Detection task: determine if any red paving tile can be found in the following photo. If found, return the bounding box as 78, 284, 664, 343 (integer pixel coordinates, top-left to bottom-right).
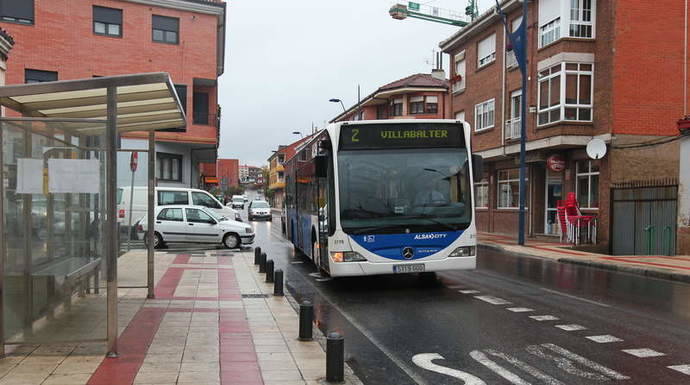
602, 256, 690, 271
172, 254, 191, 264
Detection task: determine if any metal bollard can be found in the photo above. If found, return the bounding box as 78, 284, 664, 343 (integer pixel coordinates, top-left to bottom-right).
273, 269, 284, 296
298, 301, 313, 341
326, 332, 345, 383
254, 247, 262, 265
265, 260, 274, 283
259, 252, 267, 273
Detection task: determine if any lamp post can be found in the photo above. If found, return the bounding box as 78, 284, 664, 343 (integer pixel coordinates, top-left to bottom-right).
292, 131, 303, 138
329, 98, 346, 112
496, 0, 528, 245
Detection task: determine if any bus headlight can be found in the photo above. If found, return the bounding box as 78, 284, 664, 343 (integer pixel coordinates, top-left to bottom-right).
330, 251, 367, 263
449, 246, 475, 257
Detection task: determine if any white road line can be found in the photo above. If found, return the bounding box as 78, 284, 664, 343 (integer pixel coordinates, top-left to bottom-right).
540, 288, 611, 308
554, 324, 587, 332
469, 351, 530, 385
506, 307, 534, 313
668, 364, 690, 376
585, 335, 623, 343
474, 295, 511, 305
412, 354, 486, 385
622, 348, 666, 358
484, 349, 564, 385
459, 289, 480, 294
529, 315, 559, 321
537, 343, 630, 380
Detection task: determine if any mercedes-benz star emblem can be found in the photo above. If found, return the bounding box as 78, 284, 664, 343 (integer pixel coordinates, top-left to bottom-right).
402, 247, 414, 260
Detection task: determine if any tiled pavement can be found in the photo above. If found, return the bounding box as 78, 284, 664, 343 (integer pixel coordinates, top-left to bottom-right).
0, 249, 360, 385
480, 232, 690, 282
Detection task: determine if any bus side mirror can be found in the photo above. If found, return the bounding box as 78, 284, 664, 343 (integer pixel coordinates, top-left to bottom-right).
471, 154, 483, 183
315, 154, 328, 178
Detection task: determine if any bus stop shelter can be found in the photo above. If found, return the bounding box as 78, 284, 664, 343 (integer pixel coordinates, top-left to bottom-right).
0, 73, 185, 357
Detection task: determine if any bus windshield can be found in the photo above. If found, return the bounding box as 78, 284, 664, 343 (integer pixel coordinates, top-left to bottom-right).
337, 148, 472, 234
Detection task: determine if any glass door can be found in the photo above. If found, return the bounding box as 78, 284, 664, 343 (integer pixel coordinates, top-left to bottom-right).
545, 169, 563, 235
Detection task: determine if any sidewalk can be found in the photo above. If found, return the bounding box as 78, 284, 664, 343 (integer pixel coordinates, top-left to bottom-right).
0, 249, 361, 385
480, 232, 690, 283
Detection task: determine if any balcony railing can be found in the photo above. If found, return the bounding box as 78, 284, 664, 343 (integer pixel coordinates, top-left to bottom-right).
505, 117, 521, 140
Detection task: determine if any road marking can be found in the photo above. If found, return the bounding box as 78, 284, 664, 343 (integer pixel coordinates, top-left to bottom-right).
530, 343, 630, 380
315, 278, 332, 282
506, 307, 534, 313
412, 353, 486, 385
459, 289, 480, 294
484, 349, 564, 385
585, 335, 623, 343
622, 348, 666, 358
668, 364, 690, 375
291, 261, 304, 264
540, 288, 611, 308
554, 324, 587, 332
474, 295, 511, 305
469, 351, 530, 385
529, 315, 559, 321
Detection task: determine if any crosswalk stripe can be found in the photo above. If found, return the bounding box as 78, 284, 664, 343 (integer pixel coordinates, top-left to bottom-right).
474, 295, 511, 305
668, 364, 690, 376
585, 335, 622, 343
622, 348, 666, 358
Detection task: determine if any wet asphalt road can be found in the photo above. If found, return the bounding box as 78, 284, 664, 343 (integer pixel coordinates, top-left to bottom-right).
244, 207, 690, 385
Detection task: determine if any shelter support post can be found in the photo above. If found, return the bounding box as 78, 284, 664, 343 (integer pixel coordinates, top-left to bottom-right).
147, 130, 155, 299
106, 86, 118, 357
22, 128, 33, 337
0, 124, 5, 358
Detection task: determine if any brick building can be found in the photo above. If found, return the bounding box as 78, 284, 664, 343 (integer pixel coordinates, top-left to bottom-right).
440, 0, 685, 254
239, 164, 262, 184
331, 71, 449, 122
216, 158, 239, 191
0, 28, 13, 97
0, 0, 226, 188
267, 136, 313, 209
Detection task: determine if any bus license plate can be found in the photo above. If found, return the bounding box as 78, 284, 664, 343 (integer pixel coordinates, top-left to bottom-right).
393, 264, 425, 273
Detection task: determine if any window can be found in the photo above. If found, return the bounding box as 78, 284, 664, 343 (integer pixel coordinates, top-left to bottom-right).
157, 153, 183, 182
497, 169, 526, 209
192, 191, 221, 209
158, 208, 183, 221
455, 111, 465, 121
391, 98, 403, 116
569, 0, 593, 38
352, 110, 364, 121
0, 0, 34, 24
475, 178, 488, 208
540, 18, 561, 47
477, 34, 496, 67
93, 6, 122, 37
506, 17, 522, 69
576, 160, 599, 208
152, 15, 179, 44
158, 191, 188, 205
193, 92, 209, 125
409, 96, 425, 114
174, 84, 187, 113
474, 99, 495, 131
376, 104, 388, 119
452, 51, 466, 93
537, 62, 593, 126
186, 208, 214, 224
25, 69, 57, 83
425, 96, 438, 113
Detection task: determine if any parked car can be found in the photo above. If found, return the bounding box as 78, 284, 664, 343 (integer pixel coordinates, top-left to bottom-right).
242, 195, 248, 202
248, 200, 272, 221
137, 205, 254, 249
231, 195, 245, 209
117, 187, 242, 233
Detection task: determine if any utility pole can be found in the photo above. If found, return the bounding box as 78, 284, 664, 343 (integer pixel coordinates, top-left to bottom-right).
495, 0, 528, 245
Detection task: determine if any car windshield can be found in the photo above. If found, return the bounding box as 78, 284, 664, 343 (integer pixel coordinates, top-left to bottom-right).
252, 201, 269, 208
337, 148, 472, 234
232, 198, 244, 202
205, 209, 227, 221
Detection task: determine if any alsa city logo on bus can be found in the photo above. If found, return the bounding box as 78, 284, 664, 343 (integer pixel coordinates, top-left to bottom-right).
414, 233, 448, 240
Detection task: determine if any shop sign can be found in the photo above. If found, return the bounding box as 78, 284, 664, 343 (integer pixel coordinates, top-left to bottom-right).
547, 154, 566, 172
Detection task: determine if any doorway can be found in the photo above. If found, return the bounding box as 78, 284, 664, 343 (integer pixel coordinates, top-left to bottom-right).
544, 169, 563, 236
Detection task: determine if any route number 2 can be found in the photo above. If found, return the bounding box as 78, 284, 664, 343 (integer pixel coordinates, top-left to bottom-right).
351, 128, 360, 142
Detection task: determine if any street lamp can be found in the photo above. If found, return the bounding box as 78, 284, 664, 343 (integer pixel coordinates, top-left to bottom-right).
292, 131, 303, 138
329, 98, 346, 112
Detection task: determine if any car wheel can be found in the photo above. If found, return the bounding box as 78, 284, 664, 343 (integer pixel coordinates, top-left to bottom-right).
223, 233, 240, 249
145, 232, 164, 249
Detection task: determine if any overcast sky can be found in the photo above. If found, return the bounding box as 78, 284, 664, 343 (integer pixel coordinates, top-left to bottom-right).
218, 0, 494, 166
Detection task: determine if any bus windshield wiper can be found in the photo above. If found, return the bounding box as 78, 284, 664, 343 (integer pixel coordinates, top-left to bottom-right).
394, 215, 460, 232
346, 224, 408, 235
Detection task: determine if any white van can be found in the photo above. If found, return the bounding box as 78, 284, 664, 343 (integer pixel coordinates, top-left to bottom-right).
117, 187, 241, 230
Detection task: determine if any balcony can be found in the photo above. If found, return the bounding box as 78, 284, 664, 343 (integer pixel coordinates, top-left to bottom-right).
505, 117, 521, 140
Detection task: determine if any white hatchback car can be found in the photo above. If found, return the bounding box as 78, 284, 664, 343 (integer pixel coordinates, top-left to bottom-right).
248, 200, 272, 221
138, 205, 254, 249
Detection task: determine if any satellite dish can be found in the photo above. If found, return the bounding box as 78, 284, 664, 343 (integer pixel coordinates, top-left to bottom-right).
586, 138, 607, 159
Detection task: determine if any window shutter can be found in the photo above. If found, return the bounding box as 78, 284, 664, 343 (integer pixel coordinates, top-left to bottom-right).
426, 96, 438, 103
153, 15, 179, 31
93, 6, 122, 24
478, 34, 496, 60
538, 0, 560, 26
409, 96, 424, 103
1, 0, 34, 21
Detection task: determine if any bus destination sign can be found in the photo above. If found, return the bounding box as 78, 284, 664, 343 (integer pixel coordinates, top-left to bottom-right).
339, 123, 465, 150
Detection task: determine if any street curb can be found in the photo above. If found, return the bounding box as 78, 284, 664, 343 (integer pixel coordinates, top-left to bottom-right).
478, 243, 690, 284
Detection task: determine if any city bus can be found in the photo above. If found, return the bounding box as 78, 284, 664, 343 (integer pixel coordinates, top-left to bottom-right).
283, 119, 482, 277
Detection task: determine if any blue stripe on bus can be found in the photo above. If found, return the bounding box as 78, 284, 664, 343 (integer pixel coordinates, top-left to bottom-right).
350, 231, 462, 260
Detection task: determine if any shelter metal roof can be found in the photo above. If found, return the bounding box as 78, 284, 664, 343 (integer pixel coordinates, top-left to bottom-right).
0, 72, 186, 134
